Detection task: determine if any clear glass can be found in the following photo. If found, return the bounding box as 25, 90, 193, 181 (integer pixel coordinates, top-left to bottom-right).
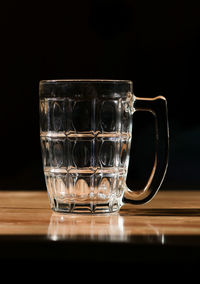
39, 79, 169, 213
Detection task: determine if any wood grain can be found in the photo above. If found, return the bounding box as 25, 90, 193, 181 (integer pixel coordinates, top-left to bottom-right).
0, 190, 200, 240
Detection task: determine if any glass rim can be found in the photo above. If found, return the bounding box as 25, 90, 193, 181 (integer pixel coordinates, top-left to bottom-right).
39, 79, 132, 84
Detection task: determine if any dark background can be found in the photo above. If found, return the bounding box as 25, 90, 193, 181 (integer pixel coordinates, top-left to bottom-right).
0, 0, 199, 190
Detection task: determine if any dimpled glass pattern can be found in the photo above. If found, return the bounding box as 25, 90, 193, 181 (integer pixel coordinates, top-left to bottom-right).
40, 80, 133, 213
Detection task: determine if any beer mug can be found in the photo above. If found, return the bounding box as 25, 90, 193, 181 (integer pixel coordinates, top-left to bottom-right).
39, 80, 169, 213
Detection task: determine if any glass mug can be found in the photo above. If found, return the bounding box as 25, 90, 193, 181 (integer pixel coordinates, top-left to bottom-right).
39, 80, 169, 213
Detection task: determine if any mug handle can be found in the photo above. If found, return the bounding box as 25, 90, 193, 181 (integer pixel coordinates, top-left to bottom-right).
123, 95, 169, 205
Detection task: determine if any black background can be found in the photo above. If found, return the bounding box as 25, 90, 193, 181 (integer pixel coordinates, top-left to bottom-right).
0, 0, 199, 191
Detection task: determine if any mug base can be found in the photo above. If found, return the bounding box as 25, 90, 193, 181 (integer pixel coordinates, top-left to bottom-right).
51, 199, 121, 214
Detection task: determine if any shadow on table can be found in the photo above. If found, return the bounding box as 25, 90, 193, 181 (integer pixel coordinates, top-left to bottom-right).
120, 208, 200, 216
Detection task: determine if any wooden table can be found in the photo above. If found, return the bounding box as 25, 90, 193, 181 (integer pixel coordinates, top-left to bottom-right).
1, 190, 200, 268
